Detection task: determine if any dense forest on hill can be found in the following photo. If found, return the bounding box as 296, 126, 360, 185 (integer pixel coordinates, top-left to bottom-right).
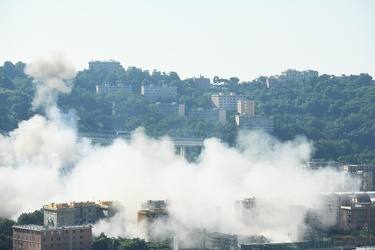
0, 61, 374, 164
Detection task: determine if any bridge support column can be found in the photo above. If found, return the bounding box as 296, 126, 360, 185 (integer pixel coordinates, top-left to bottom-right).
179, 146, 186, 158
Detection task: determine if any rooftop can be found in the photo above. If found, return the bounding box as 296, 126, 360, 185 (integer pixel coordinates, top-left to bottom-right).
13, 224, 92, 231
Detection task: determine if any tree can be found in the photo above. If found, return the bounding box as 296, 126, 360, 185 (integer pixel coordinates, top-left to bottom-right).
229, 77, 240, 84
0, 218, 15, 237
17, 210, 43, 225
118, 238, 147, 250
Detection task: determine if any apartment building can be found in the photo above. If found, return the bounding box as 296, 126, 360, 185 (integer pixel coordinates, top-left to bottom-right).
43, 201, 122, 226
13, 224, 92, 250
344, 164, 375, 191
237, 100, 254, 116
187, 108, 226, 124
235, 115, 274, 132
281, 69, 319, 82
141, 85, 177, 100
338, 193, 375, 230
154, 102, 184, 117
95, 84, 133, 94
267, 69, 319, 87
211, 93, 246, 111
88, 60, 121, 73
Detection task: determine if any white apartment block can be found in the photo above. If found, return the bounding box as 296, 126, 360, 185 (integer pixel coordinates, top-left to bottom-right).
96, 84, 133, 94
211, 92, 246, 111
141, 85, 177, 100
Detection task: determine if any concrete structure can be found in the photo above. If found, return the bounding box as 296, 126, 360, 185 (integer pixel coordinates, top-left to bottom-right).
96, 84, 133, 94
187, 108, 226, 124
141, 85, 177, 100
88, 60, 121, 73
193, 75, 211, 89
154, 102, 184, 117
267, 69, 319, 87
344, 165, 375, 191
43, 201, 122, 226
137, 200, 169, 241
235, 115, 274, 132
237, 100, 254, 116
304, 159, 343, 171
338, 193, 375, 230
211, 92, 246, 111
281, 69, 319, 82
13, 224, 92, 250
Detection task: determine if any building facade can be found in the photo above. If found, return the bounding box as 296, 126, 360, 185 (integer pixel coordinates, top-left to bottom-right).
88, 60, 121, 73
211, 93, 246, 111
154, 102, 184, 117
43, 201, 122, 226
193, 75, 211, 89
235, 115, 274, 132
304, 159, 343, 171
281, 69, 319, 82
13, 224, 92, 250
96, 84, 133, 94
187, 108, 226, 124
344, 165, 375, 191
338, 193, 375, 230
141, 85, 177, 100
237, 100, 254, 116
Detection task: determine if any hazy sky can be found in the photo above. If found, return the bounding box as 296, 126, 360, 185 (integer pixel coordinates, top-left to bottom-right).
1, 0, 374, 81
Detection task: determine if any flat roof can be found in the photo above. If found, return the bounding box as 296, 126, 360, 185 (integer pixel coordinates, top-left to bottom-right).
13, 224, 92, 231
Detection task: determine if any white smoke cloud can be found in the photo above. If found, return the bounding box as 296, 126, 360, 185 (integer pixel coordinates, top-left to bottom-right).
0, 55, 358, 243
24, 53, 76, 111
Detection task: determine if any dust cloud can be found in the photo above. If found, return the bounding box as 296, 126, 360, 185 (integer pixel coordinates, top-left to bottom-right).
0, 55, 356, 243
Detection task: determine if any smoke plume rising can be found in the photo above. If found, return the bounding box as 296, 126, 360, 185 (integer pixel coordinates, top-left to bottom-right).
0, 55, 357, 243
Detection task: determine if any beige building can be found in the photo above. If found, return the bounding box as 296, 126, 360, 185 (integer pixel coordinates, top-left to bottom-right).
13, 224, 92, 250
137, 200, 169, 241
43, 201, 122, 226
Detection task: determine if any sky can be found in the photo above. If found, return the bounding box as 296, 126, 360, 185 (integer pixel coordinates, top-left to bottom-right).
0, 0, 374, 81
